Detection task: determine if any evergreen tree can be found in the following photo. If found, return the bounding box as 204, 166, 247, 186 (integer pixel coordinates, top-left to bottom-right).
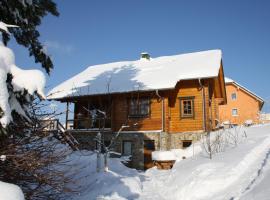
0, 0, 59, 74
0, 2, 80, 199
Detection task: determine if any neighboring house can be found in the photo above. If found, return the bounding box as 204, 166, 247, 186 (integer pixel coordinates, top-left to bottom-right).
219, 77, 264, 126
47, 50, 227, 170
260, 113, 270, 124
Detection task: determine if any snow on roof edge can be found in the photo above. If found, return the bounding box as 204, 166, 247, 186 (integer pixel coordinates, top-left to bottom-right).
48, 75, 219, 101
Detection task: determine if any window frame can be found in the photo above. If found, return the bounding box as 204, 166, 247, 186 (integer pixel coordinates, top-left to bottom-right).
231, 92, 237, 100
128, 98, 150, 118
232, 108, 238, 116
122, 140, 133, 156
179, 96, 195, 119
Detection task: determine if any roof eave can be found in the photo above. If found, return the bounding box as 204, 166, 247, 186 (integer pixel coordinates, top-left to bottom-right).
47, 76, 221, 102
226, 82, 264, 104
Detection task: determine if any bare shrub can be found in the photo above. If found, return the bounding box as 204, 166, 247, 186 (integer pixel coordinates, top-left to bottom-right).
202, 125, 247, 159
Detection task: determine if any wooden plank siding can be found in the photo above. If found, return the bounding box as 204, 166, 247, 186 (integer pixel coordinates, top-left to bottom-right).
112, 93, 163, 132
168, 80, 204, 133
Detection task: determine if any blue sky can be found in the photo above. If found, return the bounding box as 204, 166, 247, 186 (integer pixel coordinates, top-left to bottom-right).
9, 0, 270, 112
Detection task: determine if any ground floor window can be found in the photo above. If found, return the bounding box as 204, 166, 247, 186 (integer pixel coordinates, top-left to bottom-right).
182, 140, 192, 148
122, 141, 132, 156
144, 140, 155, 151
232, 108, 238, 116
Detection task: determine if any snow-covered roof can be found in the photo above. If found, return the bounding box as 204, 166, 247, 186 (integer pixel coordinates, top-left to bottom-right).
48, 50, 222, 100
225, 77, 264, 104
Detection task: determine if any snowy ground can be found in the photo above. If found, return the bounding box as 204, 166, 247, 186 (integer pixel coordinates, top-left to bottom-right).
139, 124, 270, 200
0, 181, 24, 200
66, 151, 142, 200
67, 124, 270, 200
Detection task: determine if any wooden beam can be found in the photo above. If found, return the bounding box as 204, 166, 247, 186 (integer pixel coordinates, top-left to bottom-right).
65, 102, 69, 130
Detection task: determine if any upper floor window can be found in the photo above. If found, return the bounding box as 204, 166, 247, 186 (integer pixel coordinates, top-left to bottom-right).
129, 98, 150, 117
232, 108, 238, 116
179, 96, 195, 118
231, 93, 237, 100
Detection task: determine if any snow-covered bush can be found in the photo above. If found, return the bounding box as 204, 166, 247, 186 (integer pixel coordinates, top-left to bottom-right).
0, 21, 80, 200
0, 99, 82, 200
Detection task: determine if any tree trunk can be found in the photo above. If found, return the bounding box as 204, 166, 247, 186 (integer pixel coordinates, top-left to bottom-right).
104, 152, 109, 172
96, 132, 101, 172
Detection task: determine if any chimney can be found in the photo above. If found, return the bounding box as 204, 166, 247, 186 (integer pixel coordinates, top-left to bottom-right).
140, 52, 151, 60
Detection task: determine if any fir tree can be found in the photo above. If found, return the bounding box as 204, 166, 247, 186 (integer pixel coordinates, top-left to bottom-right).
0, 2, 80, 199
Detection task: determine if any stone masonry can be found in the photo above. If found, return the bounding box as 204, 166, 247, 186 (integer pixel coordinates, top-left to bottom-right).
71, 130, 205, 170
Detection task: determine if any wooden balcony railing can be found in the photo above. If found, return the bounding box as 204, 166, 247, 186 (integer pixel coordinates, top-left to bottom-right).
67, 118, 111, 130
38, 119, 79, 150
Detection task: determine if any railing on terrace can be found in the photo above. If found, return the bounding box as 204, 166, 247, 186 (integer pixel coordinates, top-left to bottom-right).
39, 119, 60, 131
39, 119, 79, 150
67, 118, 111, 130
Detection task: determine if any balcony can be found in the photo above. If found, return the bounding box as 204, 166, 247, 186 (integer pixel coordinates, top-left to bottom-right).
67, 117, 111, 130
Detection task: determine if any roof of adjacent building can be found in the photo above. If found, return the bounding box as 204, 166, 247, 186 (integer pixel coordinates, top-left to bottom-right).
47, 49, 222, 100
225, 77, 264, 105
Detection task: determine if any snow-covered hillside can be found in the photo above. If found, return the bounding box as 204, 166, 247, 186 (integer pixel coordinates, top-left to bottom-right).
68, 124, 270, 200
140, 124, 270, 200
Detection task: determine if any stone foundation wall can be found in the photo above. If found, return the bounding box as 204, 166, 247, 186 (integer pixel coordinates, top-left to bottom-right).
167, 131, 205, 149
71, 130, 205, 170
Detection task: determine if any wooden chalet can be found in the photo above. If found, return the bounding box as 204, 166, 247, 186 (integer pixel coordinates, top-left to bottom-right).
48, 50, 227, 169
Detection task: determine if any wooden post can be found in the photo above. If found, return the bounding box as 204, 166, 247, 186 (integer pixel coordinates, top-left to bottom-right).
65, 102, 69, 130
202, 83, 207, 132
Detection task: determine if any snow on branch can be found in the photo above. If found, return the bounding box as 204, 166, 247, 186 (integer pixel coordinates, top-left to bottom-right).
0, 43, 46, 128
0, 22, 19, 35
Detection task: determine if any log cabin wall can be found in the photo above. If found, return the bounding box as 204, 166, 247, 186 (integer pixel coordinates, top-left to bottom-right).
112, 80, 214, 133
168, 80, 206, 133
72, 79, 221, 133
111, 93, 163, 132
206, 78, 220, 130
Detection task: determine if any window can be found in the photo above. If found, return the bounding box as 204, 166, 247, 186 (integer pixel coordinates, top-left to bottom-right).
231, 93, 237, 100
122, 141, 132, 156
144, 140, 155, 151
129, 98, 150, 117
182, 140, 192, 148
179, 97, 195, 118
232, 108, 238, 116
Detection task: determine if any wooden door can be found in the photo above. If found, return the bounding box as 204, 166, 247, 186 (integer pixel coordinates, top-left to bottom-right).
144, 140, 155, 170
